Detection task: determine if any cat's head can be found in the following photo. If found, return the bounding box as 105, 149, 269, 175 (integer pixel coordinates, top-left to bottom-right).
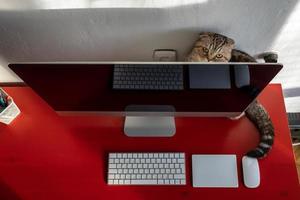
187, 32, 235, 62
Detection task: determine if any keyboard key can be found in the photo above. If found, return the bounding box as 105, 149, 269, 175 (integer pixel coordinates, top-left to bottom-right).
110, 154, 117, 158
174, 174, 185, 179
131, 180, 158, 185
109, 169, 118, 174
108, 174, 114, 179
109, 164, 116, 168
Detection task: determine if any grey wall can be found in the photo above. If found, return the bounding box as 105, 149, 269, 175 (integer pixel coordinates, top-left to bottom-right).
0, 0, 298, 82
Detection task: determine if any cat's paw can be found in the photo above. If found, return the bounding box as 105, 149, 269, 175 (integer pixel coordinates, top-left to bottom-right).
228, 112, 245, 120
254, 52, 278, 63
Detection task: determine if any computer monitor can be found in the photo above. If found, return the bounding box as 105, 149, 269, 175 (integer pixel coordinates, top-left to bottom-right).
8, 62, 282, 137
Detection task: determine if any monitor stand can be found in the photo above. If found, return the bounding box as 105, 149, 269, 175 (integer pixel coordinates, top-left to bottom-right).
124, 105, 176, 137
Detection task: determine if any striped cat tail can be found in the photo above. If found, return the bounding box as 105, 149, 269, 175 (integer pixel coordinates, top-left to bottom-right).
245, 101, 275, 158
246, 132, 274, 158
254, 52, 278, 63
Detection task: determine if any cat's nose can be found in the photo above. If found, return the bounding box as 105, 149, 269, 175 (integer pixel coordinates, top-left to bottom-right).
208, 54, 214, 61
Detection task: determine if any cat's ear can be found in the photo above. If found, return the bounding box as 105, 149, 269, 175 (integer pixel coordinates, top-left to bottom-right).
199, 32, 212, 37
198, 32, 211, 41
227, 38, 235, 46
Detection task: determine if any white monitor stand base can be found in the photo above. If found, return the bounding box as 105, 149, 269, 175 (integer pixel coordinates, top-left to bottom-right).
124, 116, 176, 137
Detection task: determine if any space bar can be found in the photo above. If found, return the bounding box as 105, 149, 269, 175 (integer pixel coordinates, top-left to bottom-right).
131, 180, 158, 185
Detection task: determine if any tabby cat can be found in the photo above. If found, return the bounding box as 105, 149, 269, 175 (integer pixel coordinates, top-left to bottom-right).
187, 32, 276, 158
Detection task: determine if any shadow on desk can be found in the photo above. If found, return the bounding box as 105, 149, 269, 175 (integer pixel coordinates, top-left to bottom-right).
0, 179, 22, 200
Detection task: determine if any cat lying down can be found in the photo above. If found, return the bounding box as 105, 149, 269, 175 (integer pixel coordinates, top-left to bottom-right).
187, 32, 277, 158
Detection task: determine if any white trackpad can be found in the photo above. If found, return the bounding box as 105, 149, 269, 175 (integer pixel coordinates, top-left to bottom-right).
192, 155, 238, 188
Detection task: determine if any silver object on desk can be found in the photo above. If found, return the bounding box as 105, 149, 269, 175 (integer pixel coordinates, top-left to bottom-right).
107, 152, 186, 185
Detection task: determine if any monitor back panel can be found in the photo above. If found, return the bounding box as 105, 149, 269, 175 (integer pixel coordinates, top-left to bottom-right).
8, 63, 282, 116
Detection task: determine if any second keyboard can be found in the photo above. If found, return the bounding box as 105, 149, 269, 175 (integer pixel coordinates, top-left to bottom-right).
112, 64, 184, 90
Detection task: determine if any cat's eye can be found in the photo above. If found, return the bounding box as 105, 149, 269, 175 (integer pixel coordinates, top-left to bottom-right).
216, 54, 223, 58
202, 47, 209, 53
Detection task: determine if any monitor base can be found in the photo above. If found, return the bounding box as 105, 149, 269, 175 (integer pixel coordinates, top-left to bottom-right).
124, 116, 176, 137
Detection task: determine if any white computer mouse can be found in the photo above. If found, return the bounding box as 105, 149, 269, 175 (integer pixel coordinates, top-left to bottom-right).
242, 156, 260, 188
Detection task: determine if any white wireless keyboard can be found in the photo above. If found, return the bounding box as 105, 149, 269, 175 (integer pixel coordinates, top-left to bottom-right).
107, 152, 186, 185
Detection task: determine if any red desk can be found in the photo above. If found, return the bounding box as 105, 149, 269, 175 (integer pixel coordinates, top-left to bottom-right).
0, 84, 299, 200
